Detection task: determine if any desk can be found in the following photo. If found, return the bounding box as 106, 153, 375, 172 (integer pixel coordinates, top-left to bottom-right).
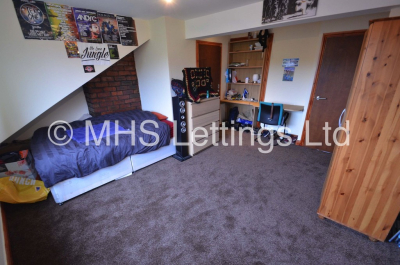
220, 99, 304, 112
221, 100, 304, 127
252, 104, 304, 128
280, 104, 304, 112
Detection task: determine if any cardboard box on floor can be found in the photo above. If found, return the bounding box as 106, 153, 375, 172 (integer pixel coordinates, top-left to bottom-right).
0, 139, 31, 156
0, 149, 38, 180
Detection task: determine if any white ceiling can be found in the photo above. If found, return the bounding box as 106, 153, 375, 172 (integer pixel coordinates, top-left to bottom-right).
53, 0, 263, 20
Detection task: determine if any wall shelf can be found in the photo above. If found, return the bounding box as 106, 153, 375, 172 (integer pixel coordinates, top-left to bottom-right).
229, 66, 263, 69
229, 50, 263, 54
221, 34, 274, 127
220, 99, 259, 107
229, 38, 259, 44
281, 104, 304, 112
228, 83, 261, 86
221, 100, 304, 112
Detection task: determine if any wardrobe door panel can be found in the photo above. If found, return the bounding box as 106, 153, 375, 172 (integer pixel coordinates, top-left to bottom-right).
318, 19, 400, 242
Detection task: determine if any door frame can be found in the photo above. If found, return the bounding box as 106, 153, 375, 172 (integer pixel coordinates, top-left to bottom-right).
196, 40, 223, 94
1, 203, 13, 265
298, 30, 366, 146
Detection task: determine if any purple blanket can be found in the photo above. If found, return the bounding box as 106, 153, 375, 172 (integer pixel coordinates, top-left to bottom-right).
31, 110, 170, 188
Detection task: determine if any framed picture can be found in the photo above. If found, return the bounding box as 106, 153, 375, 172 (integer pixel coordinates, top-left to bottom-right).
283, 67, 295, 81
262, 0, 318, 24
282, 58, 299, 67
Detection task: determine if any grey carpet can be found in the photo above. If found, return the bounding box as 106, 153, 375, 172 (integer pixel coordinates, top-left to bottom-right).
3, 132, 400, 264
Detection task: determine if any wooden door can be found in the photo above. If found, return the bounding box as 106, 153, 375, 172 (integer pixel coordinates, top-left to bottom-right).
318, 18, 400, 242
303, 31, 365, 152
196, 41, 222, 95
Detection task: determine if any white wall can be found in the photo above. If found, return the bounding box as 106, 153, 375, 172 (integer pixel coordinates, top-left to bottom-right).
165, 17, 196, 80
264, 12, 388, 139
0, 205, 7, 265
6, 87, 89, 141
0, 0, 150, 143
389, 6, 400, 16
164, 17, 231, 87
135, 17, 200, 120
0, 114, 6, 147
135, 17, 174, 120
185, 0, 399, 39
135, 17, 230, 121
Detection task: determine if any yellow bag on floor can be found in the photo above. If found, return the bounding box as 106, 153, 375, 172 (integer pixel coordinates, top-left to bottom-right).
0, 176, 50, 204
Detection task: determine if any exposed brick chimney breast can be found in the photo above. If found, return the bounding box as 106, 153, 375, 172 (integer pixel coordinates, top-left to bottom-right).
83, 51, 141, 117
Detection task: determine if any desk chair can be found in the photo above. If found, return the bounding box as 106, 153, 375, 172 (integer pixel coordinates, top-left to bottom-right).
257, 102, 289, 141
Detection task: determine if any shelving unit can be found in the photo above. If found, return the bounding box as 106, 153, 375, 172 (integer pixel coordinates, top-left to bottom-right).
221, 35, 274, 124
220, 99, 259, 107
229, 66, 263, 69
229, 50, 263, 54
230, 83, 261, 86
229, 38, 259, 44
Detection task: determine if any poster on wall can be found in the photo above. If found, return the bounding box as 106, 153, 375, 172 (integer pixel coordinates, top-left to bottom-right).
117, 16, 138, 46
108, 44, 120, 59
282, 58, 299, 67
83, 65, 95, 73
72, 7, 102, 43
12, 0, 54, 40
64, 41, 80, 58
77, 43, 110, 65
283, 67, 295, 81
98, 12, 121, 44
45, 3, 79, 41
262, 0, 318, 24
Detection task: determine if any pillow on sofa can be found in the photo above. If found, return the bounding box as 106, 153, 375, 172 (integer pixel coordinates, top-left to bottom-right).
151, 112, 168, 121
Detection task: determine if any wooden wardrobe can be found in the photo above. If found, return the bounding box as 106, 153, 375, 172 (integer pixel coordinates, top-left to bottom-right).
318, 17, 400, 242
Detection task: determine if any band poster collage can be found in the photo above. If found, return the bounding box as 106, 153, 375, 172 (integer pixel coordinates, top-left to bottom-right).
12, 0, 137, 72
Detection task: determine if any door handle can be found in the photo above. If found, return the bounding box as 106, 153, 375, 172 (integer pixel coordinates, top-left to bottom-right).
339, 109, 346, 127
316, 96, 327, 100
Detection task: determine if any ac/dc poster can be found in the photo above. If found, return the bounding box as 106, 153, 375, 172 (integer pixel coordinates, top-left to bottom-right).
12, 0, 54, 40
45, 3, 79, 41
116, 16, 138, 46
72, 7, 101, 43
98, 12, 120, 44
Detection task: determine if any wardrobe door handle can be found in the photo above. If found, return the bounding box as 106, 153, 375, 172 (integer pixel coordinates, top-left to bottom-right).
339, 109, 346, 127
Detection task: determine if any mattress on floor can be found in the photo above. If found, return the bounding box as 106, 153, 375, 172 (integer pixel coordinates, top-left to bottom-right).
51, 157, 133, 204
50, 139, 176, 204
31, 110, 170, 188
131, 138, 176, 171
